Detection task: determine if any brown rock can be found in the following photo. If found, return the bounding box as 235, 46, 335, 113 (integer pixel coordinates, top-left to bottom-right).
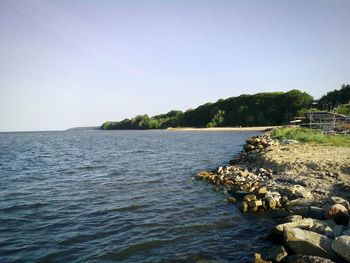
249, 199, 263, 208
324, 204, 349, 226
257, 187, 268, 195
226, 197, 236, 203
244, 194, 257, 202
254, 253, 272, 263
330, 196, 350, 212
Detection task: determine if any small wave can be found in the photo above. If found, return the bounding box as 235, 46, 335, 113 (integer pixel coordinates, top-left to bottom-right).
0, 202, 48, 213
117, 204, 143, 212
83, 204, 144, 218
174, 220, 235, 233
101, 237, 183, 261
77, 165, 107, 171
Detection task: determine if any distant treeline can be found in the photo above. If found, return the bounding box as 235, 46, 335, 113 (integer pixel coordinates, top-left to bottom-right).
101, 85, 350, 130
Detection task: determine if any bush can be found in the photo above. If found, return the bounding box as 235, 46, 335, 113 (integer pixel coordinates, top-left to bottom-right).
272, 127, 350, 147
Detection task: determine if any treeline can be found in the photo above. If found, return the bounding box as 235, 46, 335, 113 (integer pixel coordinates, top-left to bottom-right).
101, 85, 350, 130
316, 84, 350, 115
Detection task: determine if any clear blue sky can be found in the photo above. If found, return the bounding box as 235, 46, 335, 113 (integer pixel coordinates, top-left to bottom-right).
1, 0, 349, 131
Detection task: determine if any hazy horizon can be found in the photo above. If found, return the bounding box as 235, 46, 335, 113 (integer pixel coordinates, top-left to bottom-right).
1, 0, 350, 132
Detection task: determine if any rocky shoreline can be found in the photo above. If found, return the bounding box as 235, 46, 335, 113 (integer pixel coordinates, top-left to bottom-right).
196, 131, 350, 263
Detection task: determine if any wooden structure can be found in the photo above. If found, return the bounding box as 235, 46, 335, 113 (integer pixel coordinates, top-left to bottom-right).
304, 111, 348, 132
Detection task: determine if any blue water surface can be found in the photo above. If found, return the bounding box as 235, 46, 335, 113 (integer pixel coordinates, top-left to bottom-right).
0, 130, 275, 262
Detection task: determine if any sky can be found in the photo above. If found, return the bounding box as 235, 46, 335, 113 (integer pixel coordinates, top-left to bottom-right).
0, 0, 350, 131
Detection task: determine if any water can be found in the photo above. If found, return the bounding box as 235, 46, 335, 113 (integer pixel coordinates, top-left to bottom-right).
0, 130, 276, 262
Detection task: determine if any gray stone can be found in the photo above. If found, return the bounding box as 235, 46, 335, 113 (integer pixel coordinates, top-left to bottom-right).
265, 245, 288, 262
284, 185, 313, 199
332, 235, 350, 262
283, 227, 336, 258
307, 206, 326, 220
275, 218, 336, 237
285, 254, 335, 263
331, 225, 344, 238
343, 228, 350, 236
281, 139, 299, 145
275, 218, 315, 234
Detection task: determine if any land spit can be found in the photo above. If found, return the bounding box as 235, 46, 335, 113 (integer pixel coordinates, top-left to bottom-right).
167, 126, 281, 132
196, 131, 350, 262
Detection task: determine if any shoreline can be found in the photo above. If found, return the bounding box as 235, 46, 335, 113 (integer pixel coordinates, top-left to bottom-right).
196, 130, 350, 262
167, 126, 281, 132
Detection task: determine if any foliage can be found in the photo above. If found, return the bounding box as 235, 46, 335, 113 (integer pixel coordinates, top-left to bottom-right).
333, 104, 350, 115
317, 84, 350, 110
297, 108, 319, 116
101, 85, 350, 130
207, 110, 225, 128
272, 127, 350, 147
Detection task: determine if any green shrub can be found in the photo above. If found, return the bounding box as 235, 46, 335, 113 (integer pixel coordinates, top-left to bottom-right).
272, 127, 350, 147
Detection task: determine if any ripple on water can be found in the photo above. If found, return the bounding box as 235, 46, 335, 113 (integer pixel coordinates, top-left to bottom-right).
0, 130, 276, 263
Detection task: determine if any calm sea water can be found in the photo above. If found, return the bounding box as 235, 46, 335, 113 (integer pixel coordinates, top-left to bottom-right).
0, 130, 276, 262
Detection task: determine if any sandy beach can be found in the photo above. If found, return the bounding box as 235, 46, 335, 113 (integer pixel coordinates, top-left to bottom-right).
167, 126, 281, 132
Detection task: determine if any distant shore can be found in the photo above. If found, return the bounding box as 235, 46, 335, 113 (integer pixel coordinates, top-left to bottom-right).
166, 126, 281, 132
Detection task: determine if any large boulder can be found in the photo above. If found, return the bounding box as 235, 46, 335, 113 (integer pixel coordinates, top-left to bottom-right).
264, 245, 288, 262
332, 235, 350, 262
283, 227, 336, 258
343, 228, 350, 236
324, 204, 349, 226
285, 254, 335, 263
330, 196, 350, 212
275, 218, 337, 238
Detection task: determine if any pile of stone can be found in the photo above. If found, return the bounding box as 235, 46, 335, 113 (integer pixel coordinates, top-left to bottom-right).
244, 135, 279, 153
230, 133, 279, 165
197, 164, 283, 213
197, 133, 284, 213
256, 196, 350, 262
196, 131, 350, 262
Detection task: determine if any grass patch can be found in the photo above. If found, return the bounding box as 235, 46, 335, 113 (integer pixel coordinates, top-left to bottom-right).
272, 127, 350, 147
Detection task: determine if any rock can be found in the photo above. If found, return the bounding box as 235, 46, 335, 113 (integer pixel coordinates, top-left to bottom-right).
245, 144, 256, 151
343, 228, 350, 236
281, 139, 299, 145
307, 206, 326, 220
284, 185, 313, 199
257, 186, 268, 195
332, 235, 350, 262
285, 254, 335, 263
288, 205, 310, 217
264, 198, 278, 210
225, 197, 236, 203
281, 214, 303, 223
249, 200, 263, 209
275, 218, 338, 238
197, 171, 213, 180
330, 196, 350, 212
324, 204, 349, 226
244, 194, 257, 202
275, 218, 315, 234
265, 245, 288, 262
254, 253, 272, 263
331, 225, 344, 238
283, 227, 336, 258
216, 166, 224, 175
241, 201, 249, 213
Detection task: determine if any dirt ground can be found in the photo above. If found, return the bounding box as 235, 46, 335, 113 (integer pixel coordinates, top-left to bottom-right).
252, 143, 350, 203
